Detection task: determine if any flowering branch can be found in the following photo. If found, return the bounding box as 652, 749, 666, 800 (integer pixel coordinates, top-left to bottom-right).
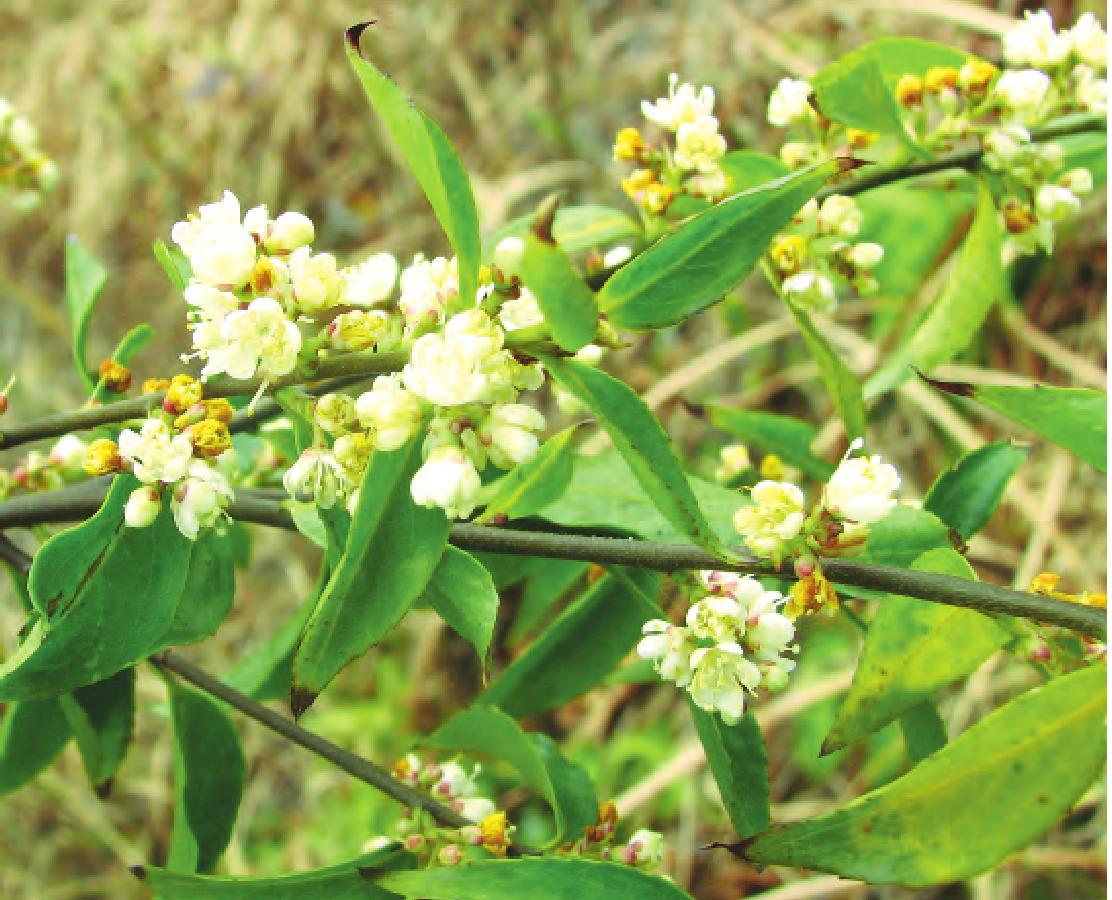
0, 482, 1103, 638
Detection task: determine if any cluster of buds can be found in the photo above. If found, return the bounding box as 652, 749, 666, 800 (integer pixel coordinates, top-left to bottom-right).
283, 236, 551, 521
80, 375, 236, 539
0, 98, 58, 213
614, 73, 730, 219
362, 754, 515, 865
1016, 572, 1107, 671
767, 194, 883, 312
733, 439, 900, 616
638, 572, 798, 723
0, 434, 89, 500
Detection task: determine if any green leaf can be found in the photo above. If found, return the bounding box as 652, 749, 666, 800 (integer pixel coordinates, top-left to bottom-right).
424, 547, 499, 663
292, 437, 450, 712
507, 558, 588, 644
138, 846, 413, 898
425, 705, 597, 844
852, 504, 951, 570
823, 549, 1009, 752
703, 405, 834, 481
867, 181, 1004, 398
539, 449, 743, 546
166, 679, 245, 873
477, 425, 578, 523
482, 568, 660, 719
926, 378, 1107, 472
153, 239, 190, 292
898, 701, 948, 765
346, 23, 481, 306
599, 162, 836, 330
744, 665, 1106, 885
540, 357, 724, 554
923, 442, 1028, 540
65, 234, 110, 392
521, 206, 598, 351
159, 530, 236, 647
0, 476, 192, 700
718, 150, 790, 193
375, 858, 693, 899
0, 698, 72, 796
784, 299, 867, 440
689, 703, 769, 838
91, 322, 155, 404
812, 38, 970, 146
60, 666, 136, 793
224, 598, 316, 702
484, 205, 641, 258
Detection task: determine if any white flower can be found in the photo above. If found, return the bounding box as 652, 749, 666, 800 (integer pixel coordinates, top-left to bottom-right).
1035, 184, 1081, 221
205, 296, 302, 380
1003, 10, 1071, 68
492, 236, 526, 277
342, 252, 398, 307
767, 78, 814, 127
328, 309, 388, 351
686, 595, 744, 644
403, 310, 503, 407
780, 141, 817, 168
623, 830, 665, 867
410, 446, 482, 519
172, 192, 258, 290
641, 73, 715, 131
847, 242, 884, 270
355, 375, 422, 451
313, 393, 356, 435
1060, 167, 1094, 195
688, 644, 761, 725
289, 246, 342, 312
674, 115, 727, 172
982, 125, 1032, 169
1069, 14, 1108, 68
602, 245, 632, 268
49, 434, 88, 470
747, 611, 795, 658
124, 486, 162, 529
637, 620, 696, 688
118, 419, 194, 485
171, 460, 233, 539
994, 69, 1051, 112
399, 254, 459, 323
184, 283, 240, 322
823, 440, 900, 523
456, 798, 497, 822
481, 403, 546, 468
732, 480, 807, 560
782, 271, 836, 312
434, 762, 479, 799
1074, 65, 1109, 113
817, 195, 862, 237
264, 211, 315, 255
732, 575, 784, 618
498, 287, 545, 332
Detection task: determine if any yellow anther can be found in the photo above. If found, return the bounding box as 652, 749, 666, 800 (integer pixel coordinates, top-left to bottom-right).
759, 453, 786, 480
83, 439, 123, 476
613, 127, 647, 162
97, 359, 132, 393
186, 418, 232, 458
770, 234, 807, 274
924, 67, 959, 94
895, 74, 924, 107
163, 374, 203, 415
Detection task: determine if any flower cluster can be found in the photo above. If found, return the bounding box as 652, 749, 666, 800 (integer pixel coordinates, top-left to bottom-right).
0, 433, 88, 500
639, 572, 798, 724
1015, 572, 1108, 671
614, 73, 730, 219
0, 98, 58, 213
79, 375, 236, 540
733, 439, 899, 616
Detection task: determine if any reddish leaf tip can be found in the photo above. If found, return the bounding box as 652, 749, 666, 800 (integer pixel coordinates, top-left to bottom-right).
913, 366, 975, 397
344, 21, 377, 56
290, 686, 318, 719
128, 865, 146, 881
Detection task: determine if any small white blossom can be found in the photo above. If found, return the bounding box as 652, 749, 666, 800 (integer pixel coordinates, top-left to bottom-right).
1074, 65, 1109, 113
355, 375, 422, 451
171, 461, 233, 539
767, 78, 814, 127
410, 446, 482, 519
498, 287, 545, 332
456, 797, 497, 822
172, 192, 258, 289
205, 296, 302, 380
184, 283, 240, 323
622, 830, 665, 868
823, 439, 900, 524
118, 419, 194, 485
481, 403, 546, 468
637, 620, 697, 688
782, 271, 837, 312
641, 73, 716, 131
403, 310, 503, 407
398, 254, 459, 323
342, 252, 398, 307
994, 69, 1051, 113
686, 595, 744, 644
124, 486, 162, 529
492, 236, 526, 277
1035, 183, 1081, 221
328, 309, 388, 351
263, 211, 315, 255
49, 434, 88, 470
847, 242, 884, 270
434, 762, 479, 799
1069, 14, 1108, 68
688, 644, 761, 725
1003, 10, 1071, 68
674, 115, 727, 172
602, 245, 633, 268
289, 246, 342, 313
732, 480, 807, 560
817, 195, 863, 237
982, 125, 1032, 169
1060, 167, 1094, 195
313, 393, 356, 435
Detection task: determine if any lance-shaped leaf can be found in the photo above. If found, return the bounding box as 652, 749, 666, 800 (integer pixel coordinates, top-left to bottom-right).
540, 356, 724, 554
60, 666, 136, 795
0, 698, 72, 796
701, 404, 834, 481
718, 150, 789, 193
520, 197, 599, 351
91, 322, 155, 404
166, 679, 245, 874
346, 22, 481, 306
159, 530, 236, 647
477, 425, 578, 523
598, 162, 836, 330
292, 437, 450, 714
153, 239, 191, 292
823, 549, 1010, 753
482, 568, 660, 719
742, 665, 1106, 885
424, 546, 499, 663
135, 845, 414, 898
0, 476, 192, 700
374, 858, 694, 899
923, 442, 1028, 540
898, 700, 948, 764
65, 234, 110, 392
867, 181, 1004, 398
690, 702, 769, 838
483, 204, 641, 258
425, 705, 597, 844
924, 377, 1107, 472
784, 299, 867, 440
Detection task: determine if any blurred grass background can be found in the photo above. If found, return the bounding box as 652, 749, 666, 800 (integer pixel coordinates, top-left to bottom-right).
0, 1, 1105, 897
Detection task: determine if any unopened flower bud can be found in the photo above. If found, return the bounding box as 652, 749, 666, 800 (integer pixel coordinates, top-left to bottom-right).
846, 128, 876, 150
163, 374, 203, 415
402, 834, 426, 853
480, 811, 512, 857
438, 844, 463, 866
924, 66, 959, 94
1059, 167, 1093, 196
492, 236, 526, 278
97, 359, 132, 393
264, 211, 315, 255
895, 74, 924, 107
49, 434, 88, 470
186, 418, 232, 458
83, 439, 123, 476
846, 242, 884, 270
142, 377, 171, 394
623, 829, 664, 868
958, 59, 997, 97
1035, 184, 1080, 222
328, 309, 388, 352
124, 486, 162, 528
202, 398, 235, 423
612, 126, 646, 162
